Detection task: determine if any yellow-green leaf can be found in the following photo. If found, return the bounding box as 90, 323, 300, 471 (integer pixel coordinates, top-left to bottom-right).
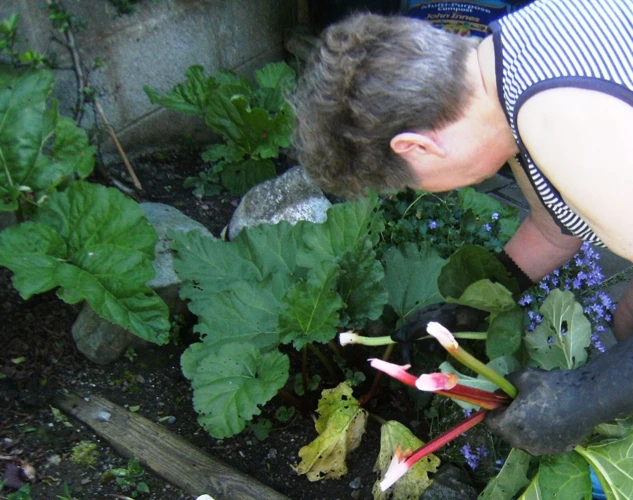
293, 382, 367, 481
373, 421, 440, 500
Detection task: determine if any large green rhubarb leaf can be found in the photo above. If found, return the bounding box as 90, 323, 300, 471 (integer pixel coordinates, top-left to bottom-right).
0, 182, 169, 344
0, 68, 95, 212
337, 236, 387, 327
278, 261, 343, 350
518, 452, 591, 500
373, 420, 440, 500
182, 342, 289, 439
525, 289, 591, 370
575, 433, 633, 499
294, 382, 367, 481
479, 448, 531, 500
382, 243, 445, 323
298, 193, 384, 266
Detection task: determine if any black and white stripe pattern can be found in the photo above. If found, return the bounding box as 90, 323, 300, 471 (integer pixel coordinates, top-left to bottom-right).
491, 0, 633, 246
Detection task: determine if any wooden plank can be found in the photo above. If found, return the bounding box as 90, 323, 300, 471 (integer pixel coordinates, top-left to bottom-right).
54, 392, 289, 500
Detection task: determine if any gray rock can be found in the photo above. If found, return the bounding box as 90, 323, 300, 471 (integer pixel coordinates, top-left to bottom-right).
228, 166, 331, 239
72, 203, 214, 364
420, 464, 479, 500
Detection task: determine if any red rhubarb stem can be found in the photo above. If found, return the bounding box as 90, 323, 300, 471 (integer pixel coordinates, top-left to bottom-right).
435, 391, 503, 410
445, 384, 511, 403
406, 409, 488, 465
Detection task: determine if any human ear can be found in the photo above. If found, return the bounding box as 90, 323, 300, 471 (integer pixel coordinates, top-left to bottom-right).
390, 132, 446, 158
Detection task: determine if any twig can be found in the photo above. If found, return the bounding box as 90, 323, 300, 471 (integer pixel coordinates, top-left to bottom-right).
94, 99, 143, 191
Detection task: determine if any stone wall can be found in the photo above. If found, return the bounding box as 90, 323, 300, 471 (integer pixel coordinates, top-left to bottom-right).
1, 0, 294, 157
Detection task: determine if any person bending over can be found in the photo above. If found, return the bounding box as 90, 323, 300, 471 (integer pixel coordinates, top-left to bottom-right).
291, 0, 633, 456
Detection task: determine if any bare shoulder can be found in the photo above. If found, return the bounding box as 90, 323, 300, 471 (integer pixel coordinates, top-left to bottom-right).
516, 87, 633, 261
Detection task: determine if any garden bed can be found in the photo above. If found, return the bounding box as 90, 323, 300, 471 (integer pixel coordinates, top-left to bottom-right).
0, 150, 415, 500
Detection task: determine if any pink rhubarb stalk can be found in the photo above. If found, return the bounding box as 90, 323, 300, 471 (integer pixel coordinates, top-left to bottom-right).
426, 322, 518, 398
380, 409, 488, 491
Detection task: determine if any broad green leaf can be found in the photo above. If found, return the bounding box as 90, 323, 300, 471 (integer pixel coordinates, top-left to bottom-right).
0, 68, 95, 212
373, 420, 440, 500
278, 261, 343, 350
182, 342, 289, 439
337, 236, 388, 327
298, 194, 384, 266
446, 279, 516, 314
518, 452, 591, 500
0, 182, 169, 344
486, 307, 524, 358
220, 157, 276, 195
201, 143, 245, 164
595, 416, 633, 438
479, 448, 531, 500
255, 61, 296, 90
190, 279, 284, 352
438, 245, 520, 300
143, 65, 217, 116
575, 432, 633, 499
294, 382, 368, 481
525, 289, 591, 370
382, 243, 445, 322
252, 103, 295, 158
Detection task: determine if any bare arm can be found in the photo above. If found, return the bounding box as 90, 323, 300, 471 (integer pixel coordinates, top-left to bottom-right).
504, 157, 582, 282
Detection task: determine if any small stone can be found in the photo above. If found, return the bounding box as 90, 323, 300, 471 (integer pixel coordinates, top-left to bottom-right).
167, 416, 176, 425
266, 448, 278, 460
135, 375, 145, 384
46, 455, 62, 467
349, 477, 362, 490
81, 478, 91, 485
351, 491, 361, 500
97, 411, 111, 422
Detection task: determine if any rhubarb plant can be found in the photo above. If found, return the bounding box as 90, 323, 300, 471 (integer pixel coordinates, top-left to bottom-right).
144, 61, 295, 195
0, 65, 170, 344
0, 67, 94, 217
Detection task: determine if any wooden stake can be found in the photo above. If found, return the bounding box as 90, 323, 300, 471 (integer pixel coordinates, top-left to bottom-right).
54, 392, 289, 500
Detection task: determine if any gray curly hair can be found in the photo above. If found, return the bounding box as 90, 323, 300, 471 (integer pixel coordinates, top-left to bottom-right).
291, 13, 476, 197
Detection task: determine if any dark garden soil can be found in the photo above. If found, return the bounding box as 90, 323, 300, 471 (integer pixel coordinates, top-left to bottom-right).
0, 150, 470, 500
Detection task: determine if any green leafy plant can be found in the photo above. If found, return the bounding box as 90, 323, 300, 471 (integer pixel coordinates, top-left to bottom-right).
103, 457, 149, 497
144, 61, 296, 195
0, 65, 170, 345
0, 67, 94, 219
0, 15, 48, 68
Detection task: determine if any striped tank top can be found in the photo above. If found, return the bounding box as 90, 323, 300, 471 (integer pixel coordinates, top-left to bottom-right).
490, 0, 633, 246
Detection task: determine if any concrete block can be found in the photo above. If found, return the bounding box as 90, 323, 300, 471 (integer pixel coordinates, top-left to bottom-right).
473, 174, 513, 194
495, 183, 530, 210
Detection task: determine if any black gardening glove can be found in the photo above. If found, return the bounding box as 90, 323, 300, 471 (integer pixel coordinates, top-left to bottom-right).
486, 335, 633, 456
391, 303, 488, 365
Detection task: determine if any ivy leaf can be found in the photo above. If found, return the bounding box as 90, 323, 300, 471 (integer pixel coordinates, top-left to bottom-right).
294, 382, 368, 481
438, 245, 519, 300
478, 448, 531, 500
373, 420, 440, 500
575, 432, 633, 499
181, 342, 289, 439
382, 243, 445, 323
0, 182, 169, 344
278, 261, 343, 350
337, 236, 388, 327
525, 289, 591, 370
486, 307, 524, 358
518, 452, 591, 500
